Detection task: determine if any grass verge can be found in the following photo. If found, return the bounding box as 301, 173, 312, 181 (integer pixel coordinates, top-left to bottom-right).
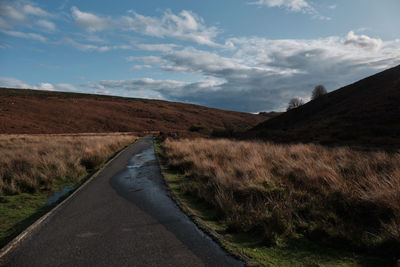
154, 138, 394, 266
0, 133, 137, 248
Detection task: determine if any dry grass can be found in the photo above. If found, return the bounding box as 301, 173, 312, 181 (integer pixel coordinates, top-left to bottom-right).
0, 133, 137, 195
163, 138, 400, 253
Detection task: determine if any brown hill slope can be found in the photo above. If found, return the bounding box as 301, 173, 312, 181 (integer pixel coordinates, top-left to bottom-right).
248, 65, 400, 149
0, 88, 266, 135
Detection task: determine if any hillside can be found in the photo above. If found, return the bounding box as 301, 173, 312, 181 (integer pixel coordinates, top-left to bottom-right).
0, 88, 266, 136
247, 65, 400, 150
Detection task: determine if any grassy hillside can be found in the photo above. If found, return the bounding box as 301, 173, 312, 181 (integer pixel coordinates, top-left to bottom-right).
247, 65, 400, 150
160, 138, 398, 265
0, 88, 265, 136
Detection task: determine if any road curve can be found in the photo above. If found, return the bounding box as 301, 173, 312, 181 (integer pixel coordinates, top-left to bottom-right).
2, 136, 242, 267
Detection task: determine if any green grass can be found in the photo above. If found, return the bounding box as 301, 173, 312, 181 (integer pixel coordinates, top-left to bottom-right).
0, 142, 131, 249
0, 193, 48, 248
0, 172, 88, 248
154, 139, 392, 266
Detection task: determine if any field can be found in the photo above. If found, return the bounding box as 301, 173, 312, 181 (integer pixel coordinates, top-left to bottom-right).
161, 138, 400, 265
0, 133, 137, 247
0, 88, 266, 136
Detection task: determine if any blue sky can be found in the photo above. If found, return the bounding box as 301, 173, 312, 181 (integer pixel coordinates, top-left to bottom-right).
1, 0, 400, 112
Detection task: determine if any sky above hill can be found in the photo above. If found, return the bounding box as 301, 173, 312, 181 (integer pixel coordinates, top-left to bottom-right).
1, 0, 400, 112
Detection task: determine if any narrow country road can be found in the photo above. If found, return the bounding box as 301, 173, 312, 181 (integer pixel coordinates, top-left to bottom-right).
2, 136, 242, 267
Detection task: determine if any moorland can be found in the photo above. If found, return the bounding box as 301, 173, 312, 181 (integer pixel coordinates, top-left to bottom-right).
1, 65, 400, 266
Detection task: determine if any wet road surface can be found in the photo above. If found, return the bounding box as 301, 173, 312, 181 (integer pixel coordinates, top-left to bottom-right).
2, 136, 242, 267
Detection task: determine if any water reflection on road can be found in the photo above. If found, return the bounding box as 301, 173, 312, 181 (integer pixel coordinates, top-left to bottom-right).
110, 139, 243, 267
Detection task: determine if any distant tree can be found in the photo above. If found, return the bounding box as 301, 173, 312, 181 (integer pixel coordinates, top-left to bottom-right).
287, 97, 304, 111
311, 85, 327, 100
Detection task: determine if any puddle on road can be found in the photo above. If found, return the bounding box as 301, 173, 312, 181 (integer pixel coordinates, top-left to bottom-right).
112, 146, 181, 221
110, 138, 243, 266
127, 147, 154, 169
46, 185, 76, 205
116, 147, 157, 191
111, 144, 212, 238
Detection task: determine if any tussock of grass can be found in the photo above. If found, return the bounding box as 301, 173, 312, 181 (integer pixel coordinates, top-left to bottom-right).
163, 138, 400, 258
0, 133, 137, 195
0, 133, 137, 247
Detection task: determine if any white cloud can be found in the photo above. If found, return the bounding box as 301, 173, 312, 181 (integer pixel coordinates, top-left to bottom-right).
37, 82, 78, 91
0, 43, 11, 49
69, 8, 207, 50
66, 8, 217, 50
67, 39, 110, 51
37, 82, 56, 90
85, 78, 187, 91
128, 56, 168, 65
23, 4, 49, 17
344, 31, 382, 51
36, 19, 56, 32
249, 0, 311, 12
84, 32, 400, 112
82, 78, 189, 99
120, 9, 219, 46
160, 47, 260, 79
1, 30, 46, 42
131, 65, 152, 70
114, 45, 132, 50
0, 4, 26, 23
71, 6, 109, 32
248, 0, 329, 20
65, 38, 132, 52
0, 77, 32, 89
0, 1, 56, 39
82, 78, 224, 100
135, 43, 178, 52
0, 77, 77, 92
0, 2, 52, 28
84, 35, 107, 43
52, 83, 78, 91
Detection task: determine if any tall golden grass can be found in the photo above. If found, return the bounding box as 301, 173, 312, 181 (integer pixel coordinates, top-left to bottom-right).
0, 133, 137, 195
163, 138, 400, 252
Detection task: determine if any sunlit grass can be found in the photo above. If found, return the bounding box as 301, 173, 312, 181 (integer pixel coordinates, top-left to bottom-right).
0, 133, 137, 247
161, 138, 400, 265
0, 133, 137, 195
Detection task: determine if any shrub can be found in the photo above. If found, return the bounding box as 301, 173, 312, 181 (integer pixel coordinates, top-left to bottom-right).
312, 85, 327, 100
211, 127, 234, 138
287, 97, 304, 111
189, 124, 211, 135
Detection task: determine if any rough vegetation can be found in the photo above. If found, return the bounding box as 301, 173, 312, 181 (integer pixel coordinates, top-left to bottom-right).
0, 133, 137, 195
163, 138, 400, 258
286, 97, 304, 111
0, 88, 266, 137
311, 85, 327, 100
249, 65, 400, 150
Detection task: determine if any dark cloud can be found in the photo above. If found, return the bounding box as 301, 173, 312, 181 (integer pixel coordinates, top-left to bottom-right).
83, 35, 400, 112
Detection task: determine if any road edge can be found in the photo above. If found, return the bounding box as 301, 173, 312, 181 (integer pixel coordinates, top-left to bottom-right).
0, 138, 139, 261
153, 138, 255, 266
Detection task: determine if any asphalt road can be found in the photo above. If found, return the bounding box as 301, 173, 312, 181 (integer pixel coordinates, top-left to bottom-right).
2, 136, 242, 267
